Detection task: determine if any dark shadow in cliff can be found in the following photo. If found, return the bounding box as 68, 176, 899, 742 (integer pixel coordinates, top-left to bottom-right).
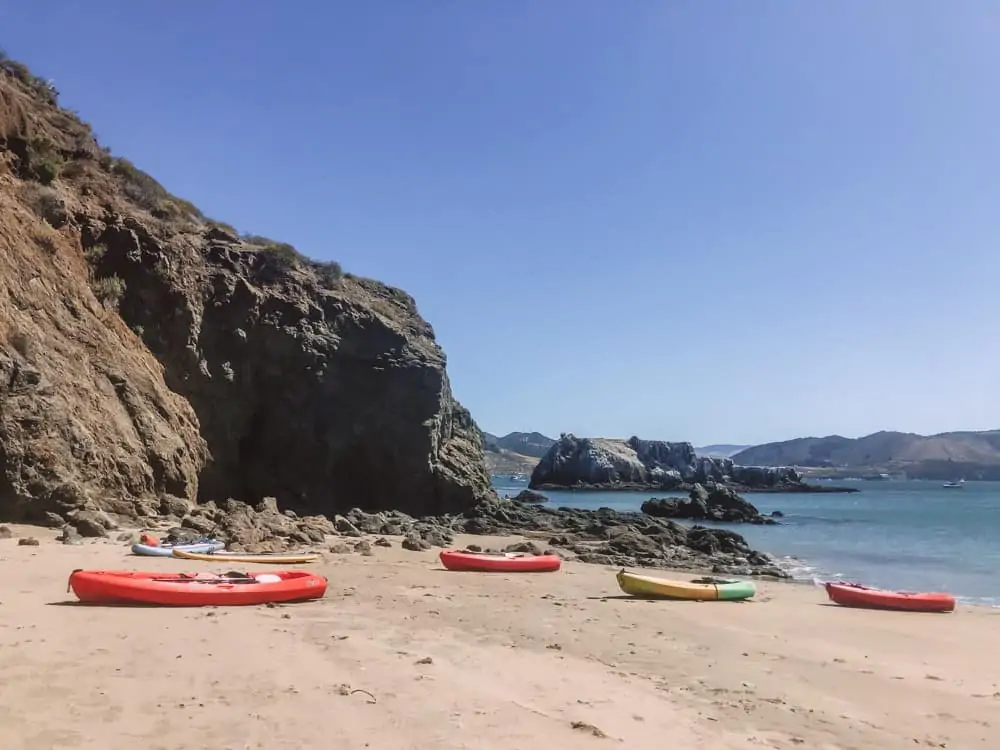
0, 443, 17, 520
82, 222, 492, 518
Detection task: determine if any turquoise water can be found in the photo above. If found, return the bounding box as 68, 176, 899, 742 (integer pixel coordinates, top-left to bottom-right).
492, 478, 1000, 606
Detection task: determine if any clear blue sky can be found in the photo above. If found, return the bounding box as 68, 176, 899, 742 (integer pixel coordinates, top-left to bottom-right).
4, 2, 998, 445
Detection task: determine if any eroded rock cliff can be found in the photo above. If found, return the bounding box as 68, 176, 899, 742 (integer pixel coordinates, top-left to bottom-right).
0, 56, 493, 525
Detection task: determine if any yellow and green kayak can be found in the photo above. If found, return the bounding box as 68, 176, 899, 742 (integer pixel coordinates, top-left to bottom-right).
616, 570, 755, 601
172, 549, 320, 564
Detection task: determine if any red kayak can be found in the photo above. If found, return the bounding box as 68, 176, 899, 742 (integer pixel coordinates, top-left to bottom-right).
68, 569, 327, 606
439, 550, 561, 573
825, 582, 956, 613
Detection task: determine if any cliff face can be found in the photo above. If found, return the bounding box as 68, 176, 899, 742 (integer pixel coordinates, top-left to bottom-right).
0, 57, 493, 524
529, 434, 801, 490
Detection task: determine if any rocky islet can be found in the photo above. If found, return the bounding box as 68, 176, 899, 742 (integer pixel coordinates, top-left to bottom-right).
641, 483, 779, 525
530, 434, 859, 493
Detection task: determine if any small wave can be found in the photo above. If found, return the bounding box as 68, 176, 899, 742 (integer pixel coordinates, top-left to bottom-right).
776, 515, 868, 526
954, 596, 1000, 609
779, 565, 1000, 609
769, 555, 828, 583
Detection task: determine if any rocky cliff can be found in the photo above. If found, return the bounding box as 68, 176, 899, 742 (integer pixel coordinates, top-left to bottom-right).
530, 434, 828, 491
0, 56, 493, 526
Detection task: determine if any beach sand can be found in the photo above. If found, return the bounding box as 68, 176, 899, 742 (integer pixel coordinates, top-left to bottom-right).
1, 527, 997, 749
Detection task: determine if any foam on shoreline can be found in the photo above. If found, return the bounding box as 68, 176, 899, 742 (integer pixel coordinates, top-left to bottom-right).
769, 553, 1000, 608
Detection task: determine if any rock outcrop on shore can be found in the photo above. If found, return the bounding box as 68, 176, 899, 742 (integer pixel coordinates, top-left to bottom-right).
531, 434, 857, 492
641, 483, 776, 525
449, 495, 787, 577
28, 477, 786, 576
0, 56, 493, 531
132, 492, 786, 577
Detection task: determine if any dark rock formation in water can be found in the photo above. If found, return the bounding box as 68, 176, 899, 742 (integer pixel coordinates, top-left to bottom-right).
436, 499, 785, 576
530, 434, 857, 493
442, 497, 787, 577
641, 483, 777, 525
510, 489, 548, 504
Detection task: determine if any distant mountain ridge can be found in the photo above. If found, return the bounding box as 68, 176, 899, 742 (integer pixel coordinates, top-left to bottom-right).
481, 431, 556, 459
732, 429, 1000, 480
481, 430, 556, 474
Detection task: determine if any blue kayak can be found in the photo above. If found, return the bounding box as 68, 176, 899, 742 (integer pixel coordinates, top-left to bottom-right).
131, 539, 226, 557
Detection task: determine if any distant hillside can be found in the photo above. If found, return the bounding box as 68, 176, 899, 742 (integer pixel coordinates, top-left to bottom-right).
481, 431, 556, 475
696, 444, 752, 459
483, 449, 539, 475
732, 430, 1000, 480
482, 431, 555, 459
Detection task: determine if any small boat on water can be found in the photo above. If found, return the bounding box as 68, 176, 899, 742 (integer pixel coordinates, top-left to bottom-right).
439, 549, 562, 572
68, 569, 328, 606
824, 581, 956, 613
942, 479, 965, 489
616, 570, 756, 601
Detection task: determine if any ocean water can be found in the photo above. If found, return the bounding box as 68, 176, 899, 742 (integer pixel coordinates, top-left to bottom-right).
491, 477, 1000, 606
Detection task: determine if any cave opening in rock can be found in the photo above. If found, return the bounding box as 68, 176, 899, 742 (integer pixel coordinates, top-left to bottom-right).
0, 442, 17, 522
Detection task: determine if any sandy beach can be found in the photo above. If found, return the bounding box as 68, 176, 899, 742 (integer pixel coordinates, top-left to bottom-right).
1, 527, 997, 750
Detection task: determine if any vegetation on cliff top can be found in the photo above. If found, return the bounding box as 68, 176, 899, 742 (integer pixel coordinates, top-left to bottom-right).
0, 50, 346, 290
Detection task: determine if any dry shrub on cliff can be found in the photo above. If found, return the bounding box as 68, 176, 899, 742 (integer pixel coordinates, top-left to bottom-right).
109, 158, 206, 225
33, 229, 59, 256
84, 243, 106, 263
313, 259, 344, 286
110, 158, 168, 209
206, 219, 238, 236
0, 50, 58, 106
25, 136, 63, 185
156, 196, 204, 223
313, 260, 344, 285
250, 240, 343, 287
261, 241, 302, 266
91, 275, 126, 310
18, 182, 68, 227
240, 234, 275, 247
